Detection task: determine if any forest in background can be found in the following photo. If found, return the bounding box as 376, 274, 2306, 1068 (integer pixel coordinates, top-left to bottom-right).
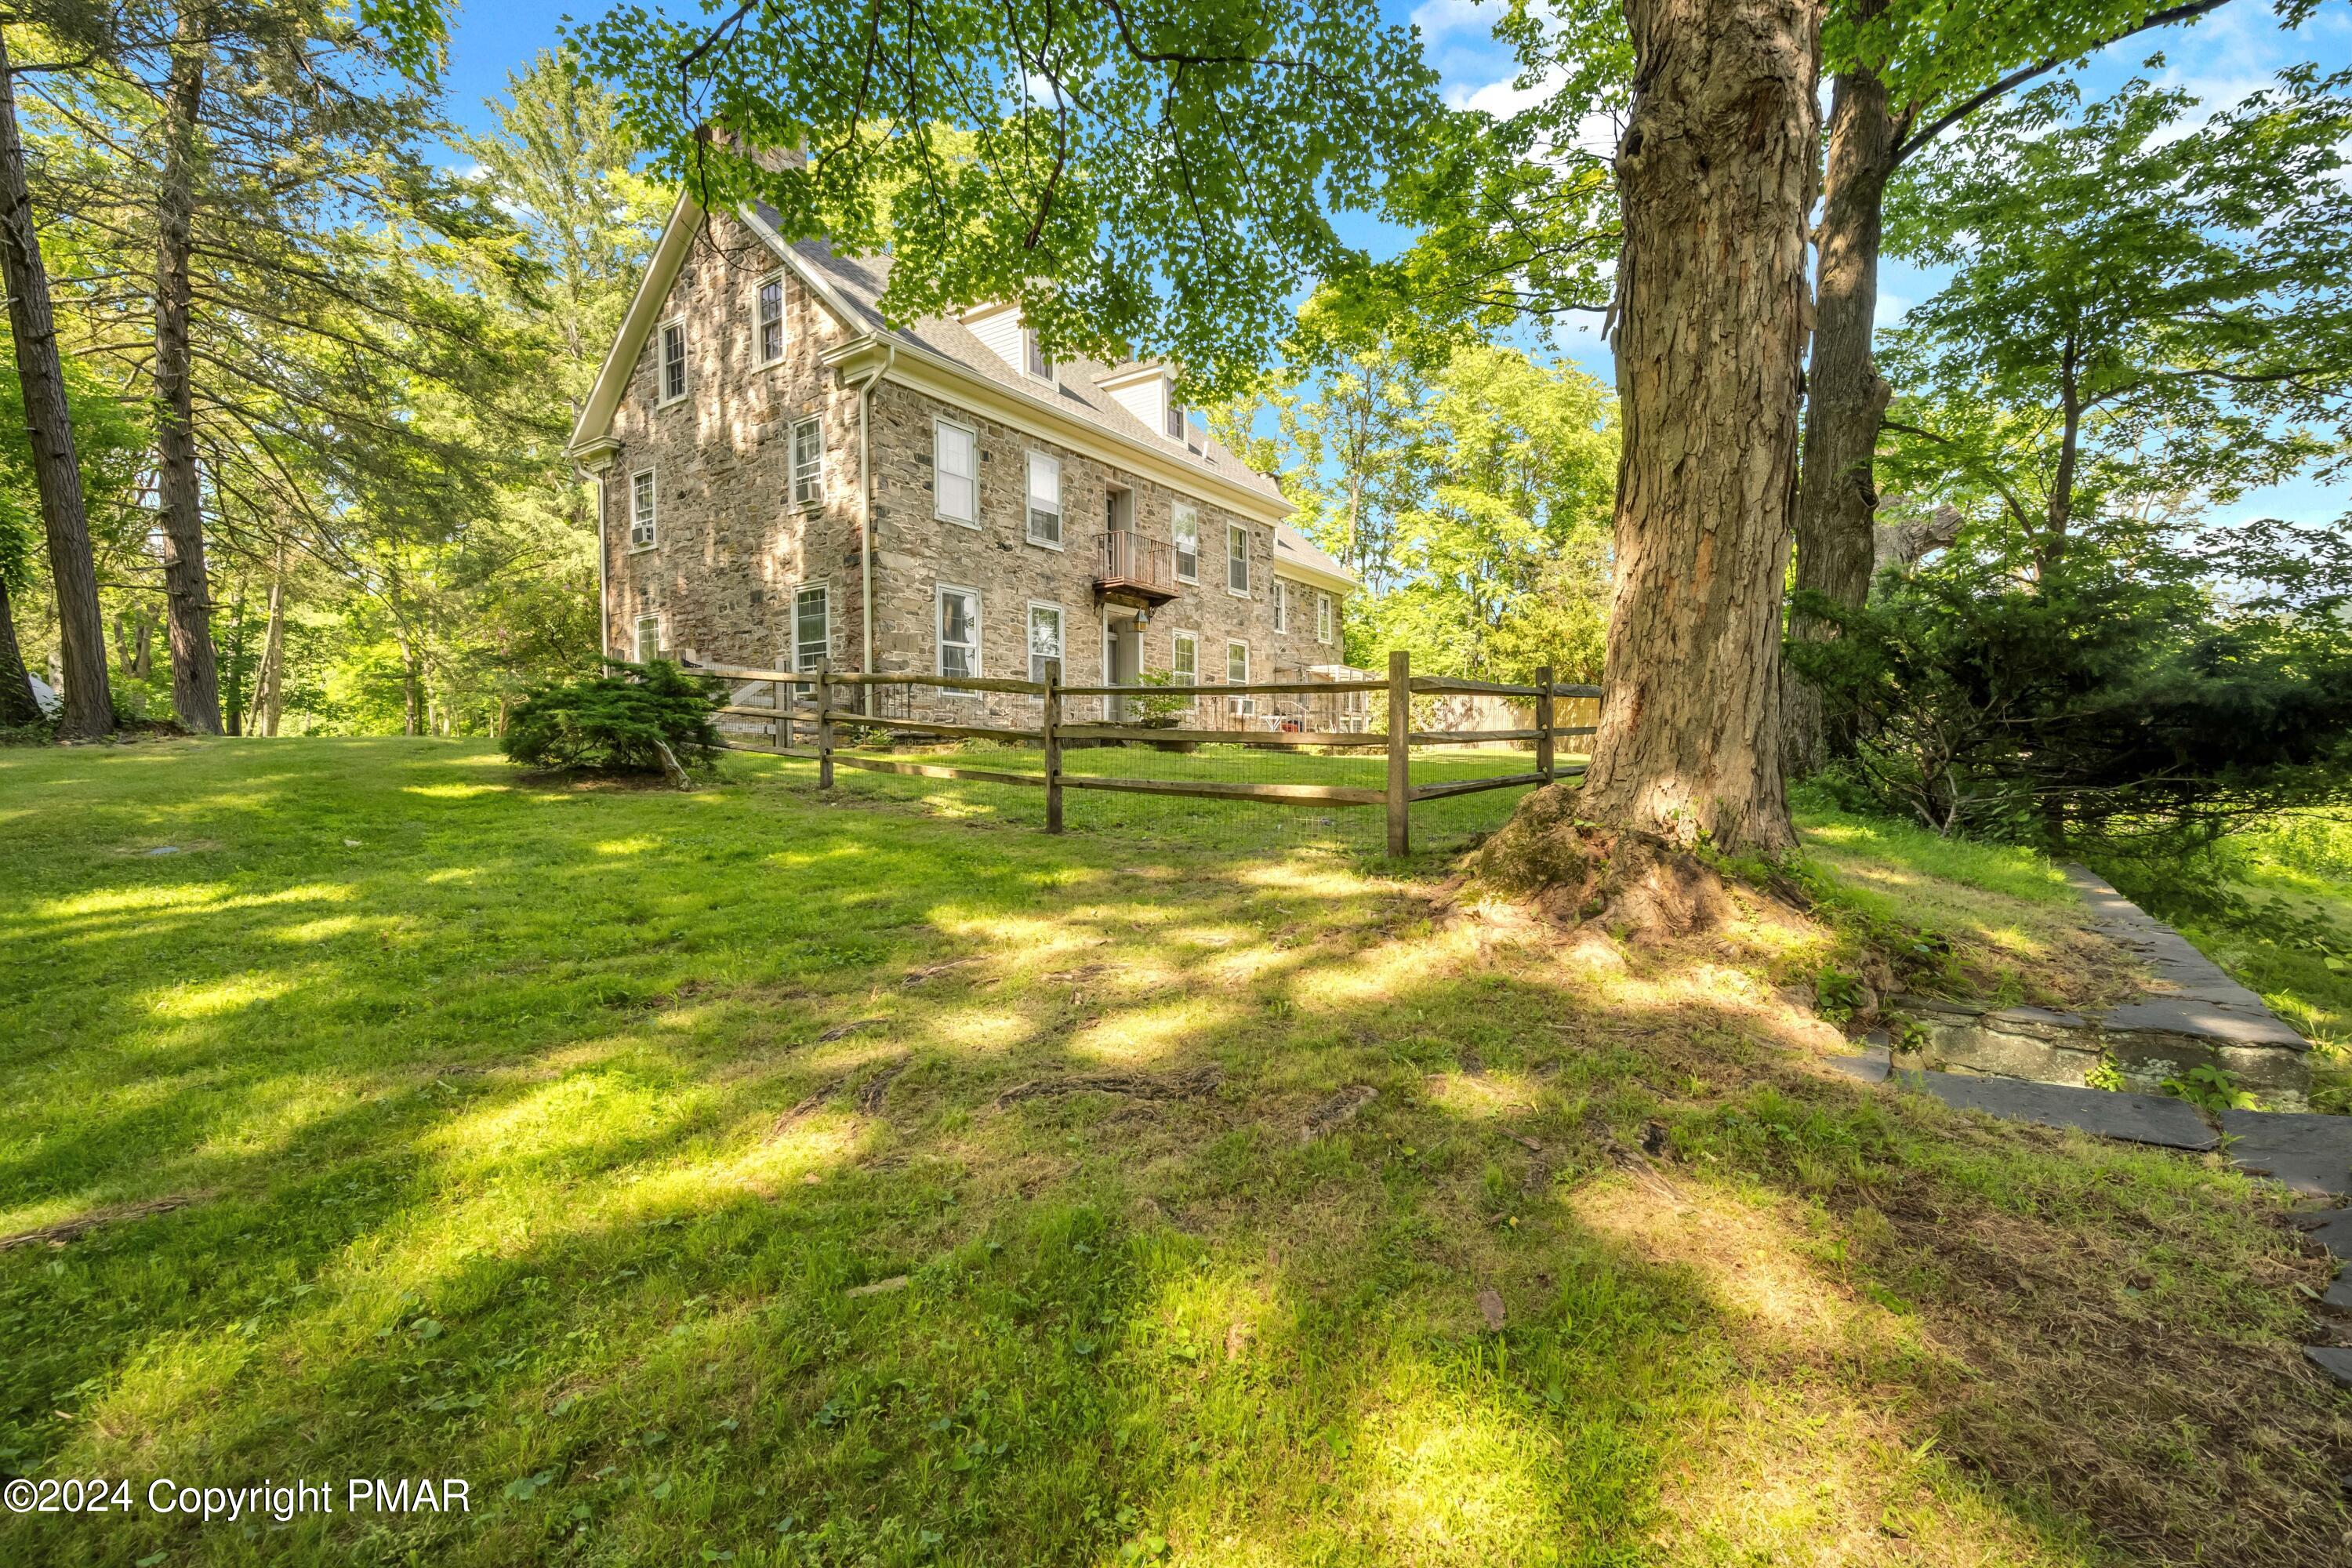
1, 1, 2347, 869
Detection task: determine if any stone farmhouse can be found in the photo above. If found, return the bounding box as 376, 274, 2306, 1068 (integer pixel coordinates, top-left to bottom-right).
564, 194, 1360, 728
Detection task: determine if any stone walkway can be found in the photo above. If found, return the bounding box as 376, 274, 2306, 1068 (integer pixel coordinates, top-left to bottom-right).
1889, 866, 2312, 1105
1827, 1042, 2352, 1388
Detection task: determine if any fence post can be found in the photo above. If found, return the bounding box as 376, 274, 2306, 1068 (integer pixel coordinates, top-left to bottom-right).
1385, 649, 1410, 858
1042, 658, 1063, 834
1534, 664, 1555, 786
815, 659, 833, 789
775, 677, 789, 752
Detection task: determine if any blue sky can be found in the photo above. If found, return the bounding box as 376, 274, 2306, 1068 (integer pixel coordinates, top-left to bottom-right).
434, 0, 2350, 528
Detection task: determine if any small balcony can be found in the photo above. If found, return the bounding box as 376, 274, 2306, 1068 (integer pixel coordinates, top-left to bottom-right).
1093, 531, 1179, 608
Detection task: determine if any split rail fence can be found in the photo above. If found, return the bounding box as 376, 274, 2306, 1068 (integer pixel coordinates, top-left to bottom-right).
691, 651, 1599, 857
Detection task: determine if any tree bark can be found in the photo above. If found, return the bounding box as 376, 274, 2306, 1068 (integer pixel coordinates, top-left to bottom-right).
253, 548, 286, 735
153, 8, 222, 735
0, 576, 40, 724
1782, 64, 1896, 776
1578, 0, 1820, 855
0, 30, 113, 739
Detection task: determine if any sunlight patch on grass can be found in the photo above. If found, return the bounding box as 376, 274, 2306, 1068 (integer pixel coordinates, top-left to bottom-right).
402, 782, 511, 800
33, 880, 354, 922
591, 835, 665, 856
926, 1007, 1036, 1057
1569, 1176, 1890, 1349
1359, 1362, 1572, 1565
1657, 1389, 2073, 1566
274, 915, 370, 942
425, 1073, 686, 1175
144, 972, 294, 1021
1066, 1003, 1229, 1068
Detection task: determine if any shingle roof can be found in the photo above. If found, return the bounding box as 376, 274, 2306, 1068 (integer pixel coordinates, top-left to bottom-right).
1273, 524, 1352, 584
779, 230, 1289, 506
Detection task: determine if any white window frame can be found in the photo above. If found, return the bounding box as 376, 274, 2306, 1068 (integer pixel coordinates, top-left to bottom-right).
792, 583, 829, 673
791, 417, 824, 509
1022, 325, 1054, 383
1171, 503, 1199, 584
1170, 630, 1198, 705
935, 583, 982, 696
934, 417, 978, 527
1317, 590, 1334, 644
658, 318, 688, 405
1164, 396, 1185, 441
633, 612, 662, 663
1272, 579, 1292, 634
1226, 640, 1254, 718
1227, 521, 1250, 597
755, 272, 786, 366
1025, 452, 1063, 549
1026, 600, 1065, 688
628, 466, 657, 552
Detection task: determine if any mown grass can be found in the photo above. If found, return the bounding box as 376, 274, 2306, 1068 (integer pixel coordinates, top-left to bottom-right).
2, 738, 2347, 1566
2146, 813, 2352, 1112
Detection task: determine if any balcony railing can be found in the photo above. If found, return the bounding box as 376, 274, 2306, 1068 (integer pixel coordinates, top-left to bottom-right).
1093, 531, 1178, 604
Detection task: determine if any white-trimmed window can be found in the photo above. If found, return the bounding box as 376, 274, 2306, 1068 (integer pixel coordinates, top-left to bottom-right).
1227, 521, 1250, 595
935, 419, 977, 525
1027, 601, 1064, 685
659, 320, 687, 404
1022, 325, 1053, 382
791, 418, 823, 507
1164, 397, 1185, 441
1170, 630, 1197, 688
1171, 503, 1199, 583
633, 613, 661, 663
629, 467, 656, 550
793, 584, 829, 672
757, 274, 785, 365
937, 584, 981, 693
1226, 640, 1253, 717
1025, 452, 1062, 547
1273, 579, 1292, 634
1316, 591, 1334, 644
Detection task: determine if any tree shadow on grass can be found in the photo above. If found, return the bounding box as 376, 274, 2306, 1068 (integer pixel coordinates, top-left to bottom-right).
1, 741, 2346, 1566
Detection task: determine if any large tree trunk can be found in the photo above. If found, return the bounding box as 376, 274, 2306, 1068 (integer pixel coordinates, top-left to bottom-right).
153, 10, 222, 735
1579, 0, 1820, 855
0, 32, 113, 739
0, 576, 40, 724
1782, 64, 1896, 776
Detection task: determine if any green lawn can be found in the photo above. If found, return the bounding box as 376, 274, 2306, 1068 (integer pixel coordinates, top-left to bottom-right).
3, 738, 2347, 1566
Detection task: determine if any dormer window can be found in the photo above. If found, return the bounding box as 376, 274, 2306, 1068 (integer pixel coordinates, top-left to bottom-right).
1164, 398, 1185, 440
1022, 325, 1053, 382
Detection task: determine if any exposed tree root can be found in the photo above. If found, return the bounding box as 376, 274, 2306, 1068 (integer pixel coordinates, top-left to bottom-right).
0, 1192, 209, 1250
992, 1063, 1222, 1109
1468, 784, 1759, 942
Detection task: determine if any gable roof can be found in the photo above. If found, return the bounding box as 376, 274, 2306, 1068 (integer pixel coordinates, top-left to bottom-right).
568, 195, 1352, 580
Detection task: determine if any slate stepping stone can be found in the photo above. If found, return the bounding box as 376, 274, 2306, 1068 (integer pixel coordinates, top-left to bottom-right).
2325, 1270, 2352, 1311
2294, 1209, 2352, 1261
2220, 1109, 2352, 1198
1824, 1045, 1891, 1084
2305, 1345, 2352, 1389
1894, 1070, 2217, 1151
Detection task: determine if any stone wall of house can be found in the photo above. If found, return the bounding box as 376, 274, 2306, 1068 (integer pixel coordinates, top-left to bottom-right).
591, 212, 1348, 728
594, 213, 862, 677
862, 379, 1346, 727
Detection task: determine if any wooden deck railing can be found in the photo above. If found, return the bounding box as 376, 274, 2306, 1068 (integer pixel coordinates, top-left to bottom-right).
685, 651, 1599, 856
1094, 530, 1178, 600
